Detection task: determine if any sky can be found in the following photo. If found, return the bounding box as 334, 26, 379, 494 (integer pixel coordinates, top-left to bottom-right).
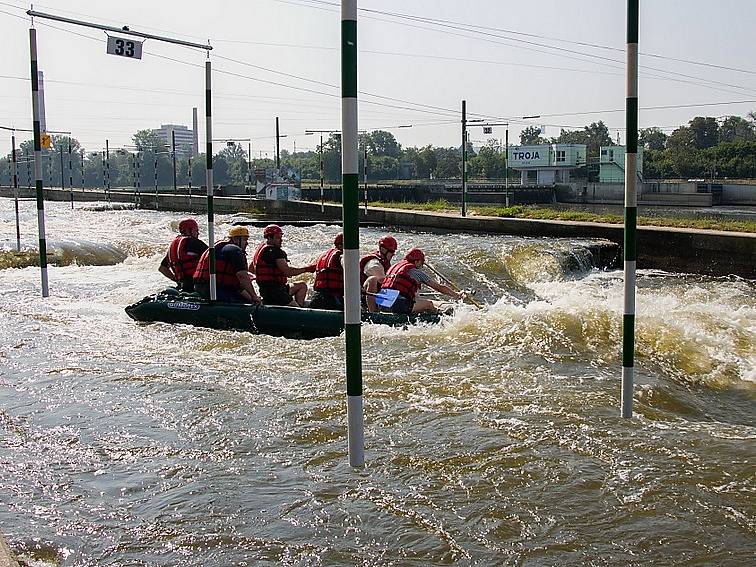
1, 0, 755, 158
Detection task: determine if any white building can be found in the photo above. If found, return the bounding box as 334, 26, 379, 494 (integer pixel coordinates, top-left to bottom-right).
153, 124, 194, 158
599, 146, 644, 183
508, 144, 587, 185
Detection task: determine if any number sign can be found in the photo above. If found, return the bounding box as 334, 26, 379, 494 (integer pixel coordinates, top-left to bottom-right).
483, 127, 493, 134
106, 36, 143, 60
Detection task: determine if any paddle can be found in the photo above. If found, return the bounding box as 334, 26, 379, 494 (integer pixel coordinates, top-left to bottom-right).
425, 261, 483, 309
363, 288, 400, 309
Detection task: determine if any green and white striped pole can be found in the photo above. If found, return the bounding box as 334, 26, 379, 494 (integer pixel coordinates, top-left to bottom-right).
342, 0, 364, 467
205, 59, 217, 301
29, 28, 48, 297
622, 0, 639, 418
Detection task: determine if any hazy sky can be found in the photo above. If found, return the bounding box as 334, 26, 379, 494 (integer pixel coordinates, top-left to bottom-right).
2, 0, 755, 157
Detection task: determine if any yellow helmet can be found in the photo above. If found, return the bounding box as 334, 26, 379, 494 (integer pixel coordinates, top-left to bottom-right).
228, 225, 250, 238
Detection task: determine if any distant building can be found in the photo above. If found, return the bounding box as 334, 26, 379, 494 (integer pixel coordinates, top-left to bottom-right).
508, 144, 586, 185
599, 145, 644, 183
153, 124, 194, 158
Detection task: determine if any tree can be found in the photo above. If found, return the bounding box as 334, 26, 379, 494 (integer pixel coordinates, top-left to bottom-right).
218, 143, 248, 183
362, 130, 401, 158
519, 126, 545, 145
718, 116, 755, 143
639, 127, 668, 150
132, 129, 166, 153
555, 121, 613, 157
666, 126, 696, 150
687, 116, 719, 149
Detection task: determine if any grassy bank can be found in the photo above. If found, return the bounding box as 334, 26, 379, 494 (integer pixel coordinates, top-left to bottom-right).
367, 200, 756, 233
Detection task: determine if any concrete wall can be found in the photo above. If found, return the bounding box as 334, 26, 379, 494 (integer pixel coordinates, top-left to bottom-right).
723, 184, 756, 205
557, 182, 714, 206
2, 187, 754, 279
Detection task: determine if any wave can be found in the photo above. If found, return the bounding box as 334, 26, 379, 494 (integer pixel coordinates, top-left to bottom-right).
0, 240, 127, 268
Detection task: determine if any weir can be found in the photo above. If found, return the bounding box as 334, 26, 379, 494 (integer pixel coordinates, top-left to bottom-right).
3, 187, 754, 279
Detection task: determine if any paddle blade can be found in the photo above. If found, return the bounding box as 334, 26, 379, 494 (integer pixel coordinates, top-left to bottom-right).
374, 288, 400, 308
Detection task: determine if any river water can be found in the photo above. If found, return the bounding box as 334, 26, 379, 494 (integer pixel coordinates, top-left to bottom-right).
1, 199, 754, 566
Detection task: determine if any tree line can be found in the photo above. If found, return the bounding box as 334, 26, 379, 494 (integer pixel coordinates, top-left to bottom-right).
1, 112, 754, 186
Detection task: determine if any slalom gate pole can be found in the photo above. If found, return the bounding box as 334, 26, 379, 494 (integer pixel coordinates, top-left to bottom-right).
461, 99, 467, 217
131, 152, 136, 204
188, 155, 193, 211
154, 155, 158, 210
319, 133, 324, 212
11, 132, 20, 251
363, 146, 368, 214
29, 28, 49, 297
136, 151, 141, 204
342, 0, 364, 467
621, 0, 639, 418
68, 137, 73, 209
80, 149, 84, 189
101, 151, 105, 191
106, 139, 110, 201
59, 144, 64, 190
205, 59, 217, 301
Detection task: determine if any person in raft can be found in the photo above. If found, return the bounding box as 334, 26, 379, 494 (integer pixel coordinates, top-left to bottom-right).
309, 232, 345, 310
250, 224, 315, 307
192, 225, 261, 304
379, 247, 464, 314
360, 234, 398, 312
158, 218, 208, 292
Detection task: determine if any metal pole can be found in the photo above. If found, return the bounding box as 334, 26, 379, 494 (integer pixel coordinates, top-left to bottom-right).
131, 152, 136, 204
101, 150, 105, 192
59, 143, 64, 190
188, 155, 193, 210
29, 28, 49, 297
154, 155, 158, 210
106, 139, 110, 201
622, 0, 639, 418
68, 137, 73, 208
505, 128, 510, 207
461, 99, 467, 217
26, 149, 31, 188
320, 132, 324, 213
247, 141, 251, 194
363, 145, 368, 214
205, 60, 217, 301
11, 132, 20, 251
342, 0, 364, 467
275, 116, 280, 169
171, 130, 177, 193
80, 149, 84, 189
136, 151, 141, 204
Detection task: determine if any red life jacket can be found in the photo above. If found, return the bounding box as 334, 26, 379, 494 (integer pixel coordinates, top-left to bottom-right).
251, 242, 287, 284
381, 259, 420, 300
359, 251, 391, 285
167, 236, 200, 281
313, 248, 343, 295
193, 241, 242, 289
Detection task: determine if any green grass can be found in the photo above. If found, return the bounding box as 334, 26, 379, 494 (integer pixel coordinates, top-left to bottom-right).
367, 202, 756, 233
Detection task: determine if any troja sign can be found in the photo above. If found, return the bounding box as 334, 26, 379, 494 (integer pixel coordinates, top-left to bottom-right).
508, 145, 550, 167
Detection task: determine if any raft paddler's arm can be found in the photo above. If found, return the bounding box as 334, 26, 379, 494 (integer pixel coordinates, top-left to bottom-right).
236, 270, 261, 304
158, 264, 176, 282
275, 258, 316, 276
426, 279, 463, 301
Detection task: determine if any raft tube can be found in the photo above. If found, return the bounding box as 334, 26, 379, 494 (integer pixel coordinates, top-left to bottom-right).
125, 288, 445, 340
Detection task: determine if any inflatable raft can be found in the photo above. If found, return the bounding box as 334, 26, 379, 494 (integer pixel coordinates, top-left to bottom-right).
125, 288, 445, 340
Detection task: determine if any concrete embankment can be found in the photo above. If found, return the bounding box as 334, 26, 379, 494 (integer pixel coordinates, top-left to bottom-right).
3, 187, 755, 279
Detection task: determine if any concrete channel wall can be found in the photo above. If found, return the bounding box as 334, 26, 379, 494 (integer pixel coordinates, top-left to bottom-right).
2, 187, 755, 279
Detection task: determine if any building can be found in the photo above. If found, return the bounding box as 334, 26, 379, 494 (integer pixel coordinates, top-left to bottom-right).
508, 144, 586, 185
153, 124, 194, 158
599, 145, 644, 183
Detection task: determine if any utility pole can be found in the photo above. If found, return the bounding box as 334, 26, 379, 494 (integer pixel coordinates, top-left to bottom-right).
505, 127, 509, 206
275, 116, 280, 169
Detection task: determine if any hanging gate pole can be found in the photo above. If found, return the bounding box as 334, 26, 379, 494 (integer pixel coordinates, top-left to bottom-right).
205, 59, 217, 301
29, 28, 49, 297
622, 0, 639, 418
342, 0, 364, 467
461, 100, 467, 217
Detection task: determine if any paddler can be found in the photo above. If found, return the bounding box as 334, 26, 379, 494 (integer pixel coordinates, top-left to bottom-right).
360, 234, 398, 312
192, 225, 261, 304
379, 247, 464, 314
309, 233, 344, 310
250, 224, 315, 307
158, 218, 208, 292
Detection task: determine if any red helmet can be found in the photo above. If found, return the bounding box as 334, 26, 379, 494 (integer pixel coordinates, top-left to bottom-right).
178, 218, 198, 235
263, 224, 283, 239
378, 235, 398, 252
404, 248, 425, 263
334, 232, 344, 247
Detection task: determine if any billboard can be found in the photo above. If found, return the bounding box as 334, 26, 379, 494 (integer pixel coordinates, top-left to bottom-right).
508, 145, 550, 167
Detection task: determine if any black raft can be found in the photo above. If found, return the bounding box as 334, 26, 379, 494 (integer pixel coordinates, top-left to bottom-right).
125, 288, 446, 340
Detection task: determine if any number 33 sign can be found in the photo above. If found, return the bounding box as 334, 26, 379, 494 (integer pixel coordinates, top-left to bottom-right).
106, 36, 143, 60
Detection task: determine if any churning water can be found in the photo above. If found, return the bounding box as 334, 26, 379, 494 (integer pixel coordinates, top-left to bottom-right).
1, 199, 754, 566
